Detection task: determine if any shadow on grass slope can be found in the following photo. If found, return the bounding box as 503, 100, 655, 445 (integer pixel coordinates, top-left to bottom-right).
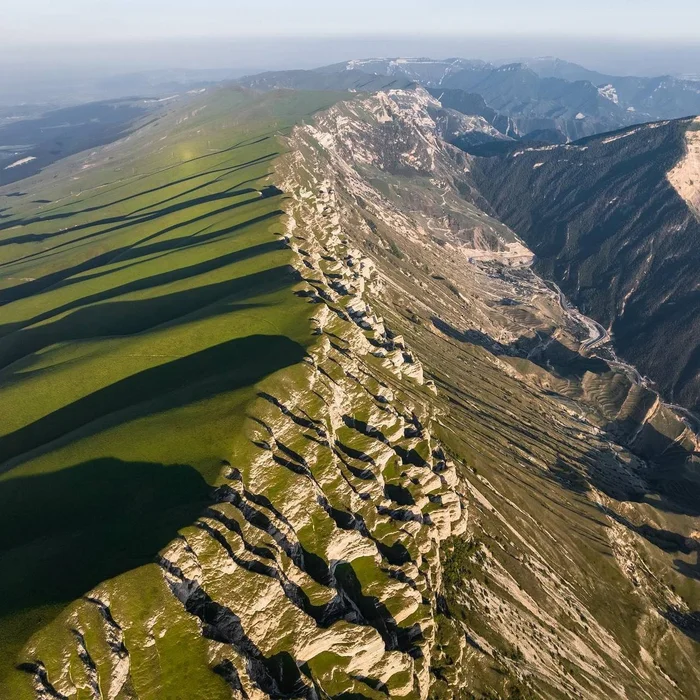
0, 334, 307, 467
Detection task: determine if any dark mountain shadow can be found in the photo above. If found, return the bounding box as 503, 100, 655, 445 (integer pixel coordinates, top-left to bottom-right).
212, 660, 247, 698
0, 208, 283, 306
546, 458, 590, 495
260, 185, 283, 199
469, 119, 700, 412
1, 165, 251, 229
545, 419, 700, 642
0, 457, 211, 655
0, 333, 307, 468
0, 265, 296, 373
214, 485, 331, 589
23, 135, 271, 220
257, 391, 325, 434
1, 186, 274, 263
194, 520, 329, 625
0, 152, 278, 237
598, 417, 700, 519
675, 557, 700, 582
128, 180, 256, 217
0, 239, 285, 339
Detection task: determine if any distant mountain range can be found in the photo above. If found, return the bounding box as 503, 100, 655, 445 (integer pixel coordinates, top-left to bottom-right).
238, 56, 700, 143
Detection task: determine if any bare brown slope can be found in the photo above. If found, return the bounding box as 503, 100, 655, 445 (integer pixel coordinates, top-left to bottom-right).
293, 90, 700, 698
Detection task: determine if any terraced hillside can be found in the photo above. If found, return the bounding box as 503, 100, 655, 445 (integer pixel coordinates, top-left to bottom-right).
1, 85, 699, 699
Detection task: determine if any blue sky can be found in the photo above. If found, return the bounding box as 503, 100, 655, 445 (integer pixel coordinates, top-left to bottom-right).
6, 0, 699, 43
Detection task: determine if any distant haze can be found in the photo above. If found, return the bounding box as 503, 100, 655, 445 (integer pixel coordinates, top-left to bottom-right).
1, 34, 699, 106
3, 35, 700, 75
4, 1, 700, 42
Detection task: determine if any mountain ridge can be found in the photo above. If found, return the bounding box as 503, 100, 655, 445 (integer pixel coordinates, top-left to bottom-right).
0, 83, 698, 698
305, 57, 700, 143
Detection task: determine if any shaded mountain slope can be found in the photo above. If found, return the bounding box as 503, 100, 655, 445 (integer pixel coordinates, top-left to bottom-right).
439, 64, 631, 141
469, 117, 700, 411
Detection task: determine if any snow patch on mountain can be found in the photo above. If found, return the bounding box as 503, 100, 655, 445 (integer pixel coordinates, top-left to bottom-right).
4, 156, 36, 169
598, 84, 620, 104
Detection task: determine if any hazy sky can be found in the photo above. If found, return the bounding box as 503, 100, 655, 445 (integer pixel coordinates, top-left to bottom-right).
5, 0, 699, 43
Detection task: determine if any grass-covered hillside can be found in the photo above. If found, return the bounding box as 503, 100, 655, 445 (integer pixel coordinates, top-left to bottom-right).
0, 81, 475, 698
0, 86, 342, 692
1, 82, 698, 699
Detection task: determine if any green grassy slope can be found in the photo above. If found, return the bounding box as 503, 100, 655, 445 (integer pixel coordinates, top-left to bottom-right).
0, 87, 342, 690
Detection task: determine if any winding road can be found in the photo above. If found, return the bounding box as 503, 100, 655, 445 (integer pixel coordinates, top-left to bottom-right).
546, 280, 649, 386
548, 281, 610, 350
544, 279, 700, 432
